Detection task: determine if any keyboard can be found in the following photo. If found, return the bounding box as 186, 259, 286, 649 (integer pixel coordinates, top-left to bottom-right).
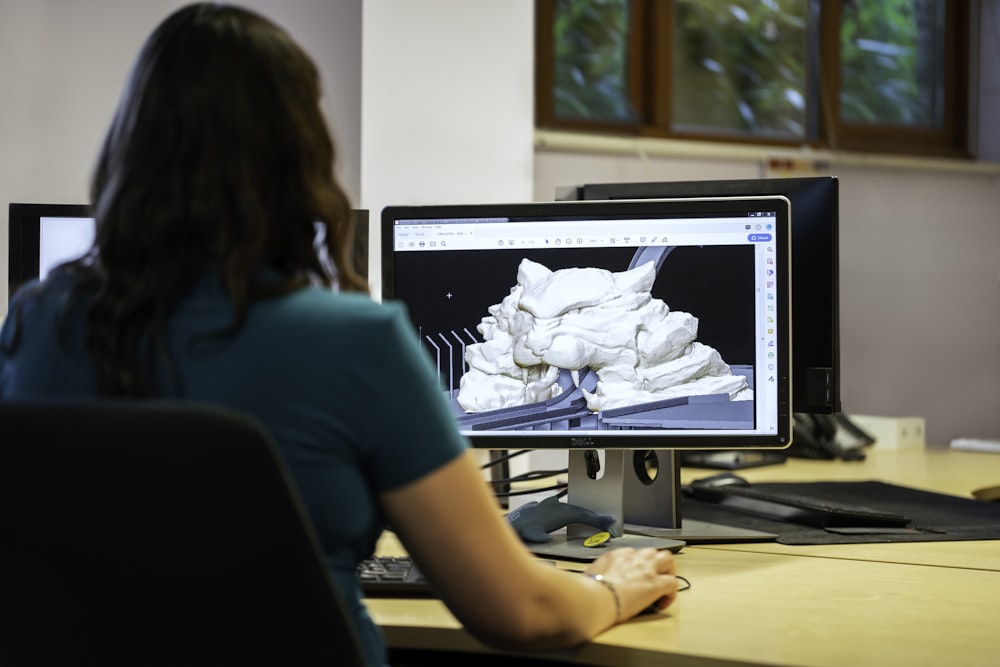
683, 483, 911, 528
357, 555, 433, 597
357, 554, 561, 597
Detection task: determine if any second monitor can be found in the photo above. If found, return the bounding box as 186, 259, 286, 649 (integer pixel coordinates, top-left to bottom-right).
561, 176, 840, 417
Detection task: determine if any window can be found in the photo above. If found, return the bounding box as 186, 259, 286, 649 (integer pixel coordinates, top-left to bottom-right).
536, 0, 970, 158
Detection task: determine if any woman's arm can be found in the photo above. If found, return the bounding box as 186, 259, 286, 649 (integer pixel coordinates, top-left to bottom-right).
379, 450, 679, 652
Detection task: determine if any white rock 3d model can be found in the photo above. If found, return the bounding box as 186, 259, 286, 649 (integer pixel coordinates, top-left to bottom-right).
458, 258, 752, 413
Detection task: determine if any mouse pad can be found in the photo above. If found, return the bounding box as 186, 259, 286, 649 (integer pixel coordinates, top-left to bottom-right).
681, 480, 1000, 545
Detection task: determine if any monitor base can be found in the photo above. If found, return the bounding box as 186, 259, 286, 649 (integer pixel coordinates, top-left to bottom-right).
625, 520, 777, 544
560, 450, 779, 552
525, 530, 685, 562
523, 518, 775, 561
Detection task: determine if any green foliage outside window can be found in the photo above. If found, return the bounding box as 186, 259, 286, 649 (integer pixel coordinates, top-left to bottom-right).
672, 0, 808, 139
547, 0, 960, 152
840, 0, 946, 127
553, 0, 633, 122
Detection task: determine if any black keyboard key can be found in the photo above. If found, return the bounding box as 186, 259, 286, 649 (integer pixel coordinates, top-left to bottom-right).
357, 556, 433, 596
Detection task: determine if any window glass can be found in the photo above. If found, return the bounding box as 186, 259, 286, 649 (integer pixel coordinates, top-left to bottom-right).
672, 0, 809, 139
839, 0, 947, 127
553, 0, 634, 122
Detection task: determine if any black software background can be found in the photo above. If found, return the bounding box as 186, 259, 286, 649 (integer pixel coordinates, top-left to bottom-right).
392, 244, 756, 366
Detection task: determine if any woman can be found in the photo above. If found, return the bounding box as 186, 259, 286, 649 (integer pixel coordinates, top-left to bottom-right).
0, 4, 679, 665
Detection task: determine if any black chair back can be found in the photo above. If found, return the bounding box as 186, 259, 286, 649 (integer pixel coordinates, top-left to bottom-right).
0, 399, 364, 666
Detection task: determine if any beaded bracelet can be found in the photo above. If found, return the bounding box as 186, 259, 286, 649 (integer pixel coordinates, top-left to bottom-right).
588, 574, 621, 623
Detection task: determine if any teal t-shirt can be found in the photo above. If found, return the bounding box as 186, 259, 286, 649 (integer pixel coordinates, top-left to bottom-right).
0, 270, 468, 666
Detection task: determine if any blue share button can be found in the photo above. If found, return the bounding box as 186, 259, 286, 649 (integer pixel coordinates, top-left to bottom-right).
748, 233, 772, 242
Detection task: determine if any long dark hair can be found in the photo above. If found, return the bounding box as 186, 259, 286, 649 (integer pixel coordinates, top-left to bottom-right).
72, 3, 366, 396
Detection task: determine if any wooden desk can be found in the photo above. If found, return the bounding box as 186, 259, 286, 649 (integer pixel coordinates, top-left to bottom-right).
680, 446, 998, 498
368, 447, 1000, 666
682, 447, 1000, 572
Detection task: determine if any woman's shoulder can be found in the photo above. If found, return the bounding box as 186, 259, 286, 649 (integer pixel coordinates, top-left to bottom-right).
274, 287, 410, 332
8, 270, 89, 314
290, 287, 400, 315
1, 271, 92, 355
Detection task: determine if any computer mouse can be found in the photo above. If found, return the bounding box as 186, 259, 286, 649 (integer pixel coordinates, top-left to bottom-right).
691, 472, 752, 488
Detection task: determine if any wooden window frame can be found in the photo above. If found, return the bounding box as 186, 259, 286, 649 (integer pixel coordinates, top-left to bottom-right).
536, 0, 971, 158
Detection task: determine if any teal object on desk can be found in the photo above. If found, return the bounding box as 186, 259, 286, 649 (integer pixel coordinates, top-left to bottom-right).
506, 495, 616, 543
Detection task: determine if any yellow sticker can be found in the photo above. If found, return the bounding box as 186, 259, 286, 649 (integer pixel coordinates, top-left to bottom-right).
583, 531, 611, 548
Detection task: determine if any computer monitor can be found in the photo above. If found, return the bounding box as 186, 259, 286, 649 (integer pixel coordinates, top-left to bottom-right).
381, 196, 792, 552
562, 177, 840, 416
7, 203, 370, 303
7, 203, 93, 300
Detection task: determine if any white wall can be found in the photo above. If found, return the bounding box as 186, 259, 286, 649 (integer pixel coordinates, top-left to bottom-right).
0, 0, 534, 306
0, 0, 365, 309
360, 0, 535, 296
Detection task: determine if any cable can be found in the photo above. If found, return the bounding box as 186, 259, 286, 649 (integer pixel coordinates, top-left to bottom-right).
493, 482, 568, 499
480, 448, 532, 470
488, 468, 568, 485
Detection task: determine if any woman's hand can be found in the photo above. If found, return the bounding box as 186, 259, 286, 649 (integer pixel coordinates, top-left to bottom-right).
584, 546, 679, 621
383, 453, 680, 649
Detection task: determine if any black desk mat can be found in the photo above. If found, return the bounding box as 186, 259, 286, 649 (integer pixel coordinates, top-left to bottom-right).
680, 481, 1000, 545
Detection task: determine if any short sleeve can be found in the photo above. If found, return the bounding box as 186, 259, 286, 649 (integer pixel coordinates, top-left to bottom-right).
356, 302, 468, 491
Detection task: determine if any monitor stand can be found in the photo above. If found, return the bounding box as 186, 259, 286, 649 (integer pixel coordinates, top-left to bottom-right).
524, 450, 776, 561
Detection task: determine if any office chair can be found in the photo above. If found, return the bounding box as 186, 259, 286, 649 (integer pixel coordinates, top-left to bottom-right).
0, 399, 364, 666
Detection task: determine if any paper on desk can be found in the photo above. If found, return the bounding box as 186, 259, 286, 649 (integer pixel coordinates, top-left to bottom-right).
949, 438, 1000, 453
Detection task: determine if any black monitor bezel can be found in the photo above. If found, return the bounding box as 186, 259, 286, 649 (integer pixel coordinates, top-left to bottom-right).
381, 196, 792, 450
8, 203, 91, 301
571, 176, 840, 415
